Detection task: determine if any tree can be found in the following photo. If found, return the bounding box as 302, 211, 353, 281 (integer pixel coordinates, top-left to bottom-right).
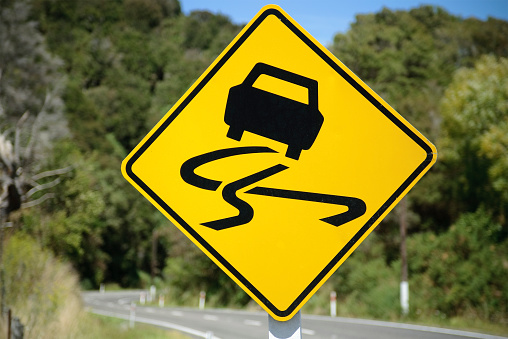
331, 6, 508, 233
0, 0, 73, 318
329, 8, 508, 322
163, 226, 249, 307
0, 0, 69, 220
408, 209, 507, 321
439, 55, 508, 225
0, 0, 62, 118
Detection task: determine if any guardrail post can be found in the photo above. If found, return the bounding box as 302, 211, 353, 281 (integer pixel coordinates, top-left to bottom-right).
268, 310, 301, 339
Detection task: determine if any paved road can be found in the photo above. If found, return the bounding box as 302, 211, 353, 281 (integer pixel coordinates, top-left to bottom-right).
83, 290, 506, 339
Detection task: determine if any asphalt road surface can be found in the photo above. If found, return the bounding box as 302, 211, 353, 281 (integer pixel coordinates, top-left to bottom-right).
83, 290, 506, 339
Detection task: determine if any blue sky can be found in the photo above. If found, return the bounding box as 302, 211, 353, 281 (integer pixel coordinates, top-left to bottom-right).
180, 0, 508, 46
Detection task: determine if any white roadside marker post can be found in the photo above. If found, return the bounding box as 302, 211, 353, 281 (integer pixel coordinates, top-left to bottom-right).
330, 291, 337, 317
129, 302, 136, 328
199, 291, 206, 310
400, 281, 409, 315
268, 311, 302, 339
150, 285, 156, 302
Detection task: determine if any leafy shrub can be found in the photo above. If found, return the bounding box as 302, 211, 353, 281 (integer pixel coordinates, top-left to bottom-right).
408, 209, 507, 322
3, 234, 84, 338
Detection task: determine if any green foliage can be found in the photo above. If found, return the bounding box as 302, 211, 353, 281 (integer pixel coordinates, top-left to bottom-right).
2, 0, 507, 328
162, 229, 249, 307
21, 141, 109, 286
123, 0, 180, 31
326, 234, 401, 319
77, 314, 191, 339
86, 69, 152, 149
3, 233, 83, 338
63, 79, 108, 151
0, 0, 64, 120
16, 0, 243, 292
331, 6, 508, 141
325, 7, 508, 325
408, 209, 507, 322
182, 11, 238, 52
331, 5, 508, 238
440, 56, 508, 224
310, 210, 507, 325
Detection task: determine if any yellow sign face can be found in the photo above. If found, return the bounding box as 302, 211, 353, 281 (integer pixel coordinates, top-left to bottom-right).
122, 5, 437, 321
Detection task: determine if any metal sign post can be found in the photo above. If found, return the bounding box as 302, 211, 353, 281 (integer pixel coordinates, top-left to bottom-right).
269, 311, 302, 339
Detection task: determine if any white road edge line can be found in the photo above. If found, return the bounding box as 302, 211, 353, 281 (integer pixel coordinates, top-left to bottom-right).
90, 308, 222, 339
117, 297, 132, 305
304, 315, 507, 339
243, 319, 262, 326
302, 328, 315, 335
204, 314, 219, 321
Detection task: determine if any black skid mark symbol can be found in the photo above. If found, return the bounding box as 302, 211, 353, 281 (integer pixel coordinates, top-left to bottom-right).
180, 146, 367, 230
201, 164, 288, 230
245, 187, 366, 227
180, 146, 277, 191
180, 146, 285, 230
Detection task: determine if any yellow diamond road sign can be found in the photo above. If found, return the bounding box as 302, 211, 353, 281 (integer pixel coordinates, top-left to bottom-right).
122, 5, 437, 321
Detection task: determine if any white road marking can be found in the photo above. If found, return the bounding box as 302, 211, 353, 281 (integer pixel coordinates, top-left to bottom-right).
204, 314, 219, 321
171, 311, 183, 317
304, 315, 508, 339
91, 309, 222, 339
243, 319, 262, 326
118, 297, 132, 305
302, 328, 315, 335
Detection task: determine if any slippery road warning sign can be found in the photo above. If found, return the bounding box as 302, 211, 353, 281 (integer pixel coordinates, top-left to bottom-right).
122, 5, 437, 321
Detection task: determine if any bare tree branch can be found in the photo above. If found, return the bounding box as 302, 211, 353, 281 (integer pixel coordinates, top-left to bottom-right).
21, 193, 55, 209
0, 133, 14, 170
14, 111, 30, 164
32, 165, 73, 181
26, 177, 61, 198
0, 181, 9, 209
24, 91, 50, 160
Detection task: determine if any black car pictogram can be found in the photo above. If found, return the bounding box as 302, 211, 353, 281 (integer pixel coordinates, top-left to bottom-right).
224, 63, 324, 160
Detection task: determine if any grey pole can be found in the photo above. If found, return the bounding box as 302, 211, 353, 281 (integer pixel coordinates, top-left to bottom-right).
268, 310, 302, 339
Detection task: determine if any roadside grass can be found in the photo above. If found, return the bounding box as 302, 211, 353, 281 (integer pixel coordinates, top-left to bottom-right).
76, 313, 191, 339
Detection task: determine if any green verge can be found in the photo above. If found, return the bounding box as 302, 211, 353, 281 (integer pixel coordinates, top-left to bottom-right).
76, 313, 191, 339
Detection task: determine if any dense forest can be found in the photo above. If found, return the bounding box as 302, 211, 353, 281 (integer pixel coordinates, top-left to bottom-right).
1, 0, 507, 334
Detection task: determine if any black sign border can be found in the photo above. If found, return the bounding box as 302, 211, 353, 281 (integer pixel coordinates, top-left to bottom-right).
124, 7, 436, 318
